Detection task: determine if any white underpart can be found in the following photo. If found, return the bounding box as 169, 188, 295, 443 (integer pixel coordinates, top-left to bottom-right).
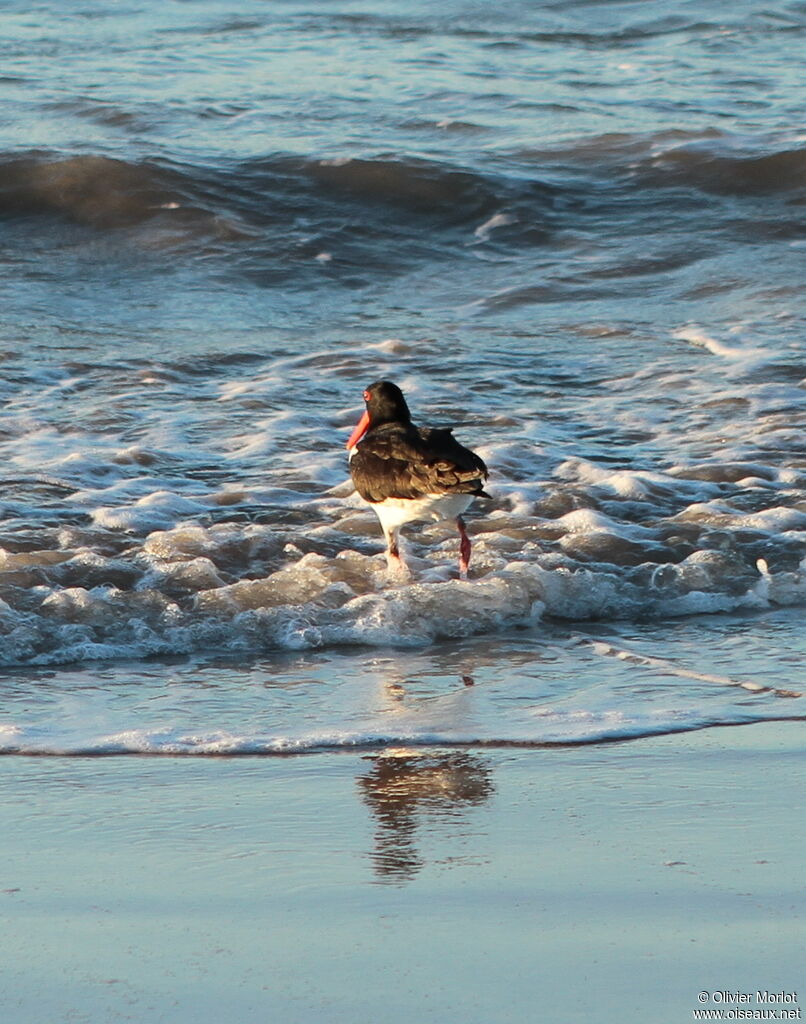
348, 446, 476, 559
372, 493, 474, 532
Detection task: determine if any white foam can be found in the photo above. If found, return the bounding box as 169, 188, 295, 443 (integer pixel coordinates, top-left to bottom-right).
0, 539, 803, 668
474, 212, 516, 241
92, 491, 210, 532
676, 503, 806, 532
554, 508, 655, 540
588, 640, 799, 696
673, 327, 770, 366
0, 325, 803, 670
0, 710, 748, 756
367, 338, 415, 355
562, 458, 720, 501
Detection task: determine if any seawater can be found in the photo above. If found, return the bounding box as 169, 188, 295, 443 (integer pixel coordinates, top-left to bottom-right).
0, 0, 804, 752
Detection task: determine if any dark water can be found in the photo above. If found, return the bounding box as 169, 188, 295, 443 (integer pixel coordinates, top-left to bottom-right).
0, 0, 803, 750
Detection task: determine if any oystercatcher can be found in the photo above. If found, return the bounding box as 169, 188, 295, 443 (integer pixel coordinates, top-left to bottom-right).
346, 381, 489, 577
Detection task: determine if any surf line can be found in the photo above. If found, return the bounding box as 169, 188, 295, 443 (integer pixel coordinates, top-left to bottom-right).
582, 640, 801, 699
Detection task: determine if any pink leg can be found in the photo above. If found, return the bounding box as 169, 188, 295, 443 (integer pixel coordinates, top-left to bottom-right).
384, 527, 407, 575
457, 516, 471, 579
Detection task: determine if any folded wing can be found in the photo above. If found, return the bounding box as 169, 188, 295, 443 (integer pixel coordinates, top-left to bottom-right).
350, 425, 489, 503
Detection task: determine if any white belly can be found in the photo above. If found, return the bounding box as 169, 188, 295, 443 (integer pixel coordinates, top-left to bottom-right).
371, 492, 474, 531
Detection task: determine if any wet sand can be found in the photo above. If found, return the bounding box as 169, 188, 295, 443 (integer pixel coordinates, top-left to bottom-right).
1, 721, 802, 1023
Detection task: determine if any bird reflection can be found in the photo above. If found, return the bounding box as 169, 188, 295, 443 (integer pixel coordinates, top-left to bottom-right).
358, 749, 494, 884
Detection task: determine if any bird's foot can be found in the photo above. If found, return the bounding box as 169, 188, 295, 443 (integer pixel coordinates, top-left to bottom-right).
386, 551, 410, 579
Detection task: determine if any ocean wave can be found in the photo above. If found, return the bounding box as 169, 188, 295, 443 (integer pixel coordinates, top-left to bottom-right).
0, 318, 802, 670
514, 130, 806, 196
1, 599, 802, 757
641, 140, 806, 197
0, 153, 197, 229
0, 136, 799, 277
1, 709, 800, 757
0, 516, 803, 668
302, 8, 803, 49
0, 150, 564, 287
0, 150, 551, 235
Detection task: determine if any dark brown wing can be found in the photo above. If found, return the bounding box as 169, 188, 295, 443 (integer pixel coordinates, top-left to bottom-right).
350, 423, 489, 503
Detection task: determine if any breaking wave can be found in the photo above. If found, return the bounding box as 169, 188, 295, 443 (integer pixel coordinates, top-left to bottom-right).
2, 715, 800, 757
0, 485, 804, 667
1, 131, 801, 274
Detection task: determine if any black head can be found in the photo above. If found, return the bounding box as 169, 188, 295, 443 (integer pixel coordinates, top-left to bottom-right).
363, 380, 412, 427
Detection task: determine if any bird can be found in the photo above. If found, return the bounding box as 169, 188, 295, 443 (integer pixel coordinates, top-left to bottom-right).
345, 380, 489, 578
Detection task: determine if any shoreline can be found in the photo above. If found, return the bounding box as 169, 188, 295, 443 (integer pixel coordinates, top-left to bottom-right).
1, 711, 804, 758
